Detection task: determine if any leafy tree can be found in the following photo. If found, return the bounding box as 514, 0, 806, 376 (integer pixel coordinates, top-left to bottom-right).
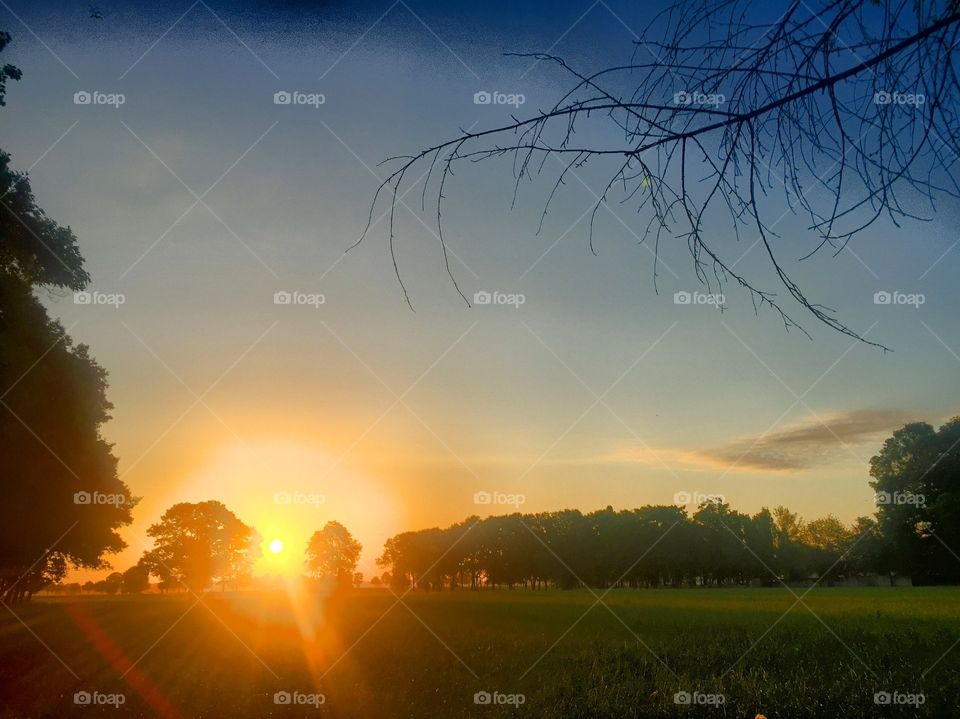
0, 33, 132, 603
844, 516, 886, 576
870, 417, 960, 583
121, 563, 150, 594
97, 571, 123, 595
142, 501, 259, 592
0, 32, 21, 107
305, 521, 362, 588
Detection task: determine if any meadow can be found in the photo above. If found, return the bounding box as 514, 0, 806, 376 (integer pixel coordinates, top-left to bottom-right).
1, 587, 958, 717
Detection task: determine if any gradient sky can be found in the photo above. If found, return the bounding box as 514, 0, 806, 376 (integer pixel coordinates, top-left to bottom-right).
2, 0, 958, 579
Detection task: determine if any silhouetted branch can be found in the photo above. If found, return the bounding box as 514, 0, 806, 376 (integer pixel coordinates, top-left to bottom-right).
364, 0, 960, 349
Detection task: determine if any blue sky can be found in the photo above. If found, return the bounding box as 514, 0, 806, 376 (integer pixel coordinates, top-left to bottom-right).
2, 0, 958, 575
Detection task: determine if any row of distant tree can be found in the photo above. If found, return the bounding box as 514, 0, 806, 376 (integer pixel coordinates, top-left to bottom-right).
375, 418, 960, 591
42, 510, 364, 596
37, 412, 960, 598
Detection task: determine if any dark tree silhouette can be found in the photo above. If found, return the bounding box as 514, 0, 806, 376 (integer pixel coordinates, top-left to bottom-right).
141, 501, 259, 592
0, 33, 133, 604
0, 33, 21, 107
305, 521, 362, 588
870, 416, 960, 583
95, 571, 123, 595
120, 563, 150, 594
365, 0, 960, 348
375, 498, 896, 590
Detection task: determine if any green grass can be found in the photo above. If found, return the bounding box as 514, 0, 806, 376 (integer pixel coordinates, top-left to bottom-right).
1, 588, 958, 717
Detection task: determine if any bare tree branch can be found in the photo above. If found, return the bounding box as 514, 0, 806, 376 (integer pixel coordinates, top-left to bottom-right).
362, 0, 960, 349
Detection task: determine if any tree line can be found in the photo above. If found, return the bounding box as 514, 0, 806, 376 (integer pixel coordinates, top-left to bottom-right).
376, 417, 960, 591
21, 411, 960, 599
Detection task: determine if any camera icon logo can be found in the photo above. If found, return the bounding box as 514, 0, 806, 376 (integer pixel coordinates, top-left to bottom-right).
473, 290, 492, 305
673, 291, 692, 305
673, 491, 691, 505
74, 691, 92, 705
473, 91, 492, 105
473, 491, 492, 505
274, 291, 292, 305
674, 691, 692, 705
273, 691, 292, 705
474, 691, 492, 705
74, 491, 92, 505
74, 291, 92, 304
875, 491, 891, 505
873, 91, 892, 105
274, 91, 292, 105
673, 90, 691, 105
73, 91, 92, 105
874, 691, 892, 705
873, 291, 892, 305
273, 491, 292, 505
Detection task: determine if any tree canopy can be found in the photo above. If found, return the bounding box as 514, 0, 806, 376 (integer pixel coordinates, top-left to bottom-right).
305, 521, 362, 588
140, 501, 259, 592
0, 34, 133, 604
376, 501, 883, 592
870, 417, 960, 584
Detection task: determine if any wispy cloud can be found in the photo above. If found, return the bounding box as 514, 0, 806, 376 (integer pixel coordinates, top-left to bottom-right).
610, 409, 917, 473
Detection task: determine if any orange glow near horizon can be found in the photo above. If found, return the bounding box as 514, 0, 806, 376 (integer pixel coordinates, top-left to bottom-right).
71, 438, 407, 584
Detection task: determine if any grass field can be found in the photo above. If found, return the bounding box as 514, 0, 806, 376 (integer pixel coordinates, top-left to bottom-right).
2, 587, 958, 717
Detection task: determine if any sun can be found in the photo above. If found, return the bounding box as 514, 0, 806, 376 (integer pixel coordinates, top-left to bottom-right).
268, 538, 284, 554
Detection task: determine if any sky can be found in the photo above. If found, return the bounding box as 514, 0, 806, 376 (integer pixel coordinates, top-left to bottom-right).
1, 0, 958, 580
